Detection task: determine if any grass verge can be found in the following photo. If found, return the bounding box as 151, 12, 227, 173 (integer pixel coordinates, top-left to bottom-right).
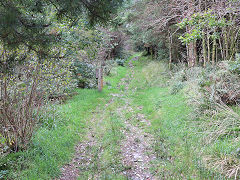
127, 56, 239, 179
0, 54, 139, 180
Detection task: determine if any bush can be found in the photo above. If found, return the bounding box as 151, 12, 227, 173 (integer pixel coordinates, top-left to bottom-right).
170, 61, 240, 178
115, 58, 126, 66
199, 62, 240, 105
104, 60, 116, 76
170, 81, 184, 94
73, 61, 97, 88
157, 41, 169, 60
229, 54, 240, 75
170, 61, 240, 105
40, 59, 77, 98
0, 63, 43, 152
0, 56, 76, 152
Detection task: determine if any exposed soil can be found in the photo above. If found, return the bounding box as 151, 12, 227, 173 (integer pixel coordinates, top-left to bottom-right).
120, 119, 157, 180
59, 56, 157, 180
119, 57, 157, 180
59, 109, 98, 180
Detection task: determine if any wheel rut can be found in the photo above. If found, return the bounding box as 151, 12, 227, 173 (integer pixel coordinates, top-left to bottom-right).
119, 57, 157, 180
59, 55, 157, 180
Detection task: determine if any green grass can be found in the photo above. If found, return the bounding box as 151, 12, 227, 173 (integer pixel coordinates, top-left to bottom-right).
2, 53, 238, 179
23, 89, 109, 179
77, 99, 127, 180
129, 86, 198, 179
1, 54, 139, 180
127, 56, 238, 179
2, 89, 110, 180
233, 106, 240, 116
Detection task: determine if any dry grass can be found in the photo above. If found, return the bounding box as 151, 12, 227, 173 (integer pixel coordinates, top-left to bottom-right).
141, 61, 169, 87
203, 154, 240, 179
170, 62, 240, 179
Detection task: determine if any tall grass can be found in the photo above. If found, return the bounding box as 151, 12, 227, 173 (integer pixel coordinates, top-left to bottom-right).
128, 56, 240, 179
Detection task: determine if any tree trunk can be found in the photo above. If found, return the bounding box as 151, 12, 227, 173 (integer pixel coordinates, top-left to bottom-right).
229, 15, 237, 60
202, 30, 207, 67
230, 29, 236, 61
188, 42, 195, 67
218, 36, 224, 60
97, 67, 103, 92
187, 0, 195, 67
168, 30, 173, 68
151, 46, 154, 59
212, 29, 217, 66
194, 40, 197, 65
155, 47, 157, 59
224, 27, 229, 60
207, 30, 211, 63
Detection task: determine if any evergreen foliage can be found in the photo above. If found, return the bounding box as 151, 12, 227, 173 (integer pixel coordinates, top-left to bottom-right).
0, 0, 124, 71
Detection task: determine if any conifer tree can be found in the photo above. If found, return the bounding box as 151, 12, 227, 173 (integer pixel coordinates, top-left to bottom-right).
0, 0, 124, 71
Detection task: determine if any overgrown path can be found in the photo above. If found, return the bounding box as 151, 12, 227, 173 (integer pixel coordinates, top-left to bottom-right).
59, 55, 157, 180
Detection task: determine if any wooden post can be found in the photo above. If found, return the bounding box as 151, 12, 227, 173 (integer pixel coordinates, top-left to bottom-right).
100, 67, 103, 92
96, 67, 103, 92
168, 30, 173, 69
188, 41, 195, 67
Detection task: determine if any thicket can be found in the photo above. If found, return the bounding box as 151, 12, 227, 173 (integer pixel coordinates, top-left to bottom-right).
0, 0, 124, 158
123, 0, 240, 65
121, 0, 240, 105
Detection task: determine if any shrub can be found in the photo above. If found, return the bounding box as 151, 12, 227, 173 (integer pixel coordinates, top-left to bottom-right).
199, 62, 240, 105
104, 60, 116, 76
170, 81, 184, 94
229, 54, 240, 75
170, 61, 240, 178
115, 58, 126, 66
0, 56, 76, 152
73, 61, 97, 88
157, 41, 169, 61
0, 63, 43, 152
39, 59, 77, 98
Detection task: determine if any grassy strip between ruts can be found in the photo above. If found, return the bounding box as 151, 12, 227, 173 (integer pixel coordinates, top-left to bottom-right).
1, 54, 139, 180
76, 93, 127, 179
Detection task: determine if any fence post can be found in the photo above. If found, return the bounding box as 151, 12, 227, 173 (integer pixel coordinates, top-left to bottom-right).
96, 67, 103, 92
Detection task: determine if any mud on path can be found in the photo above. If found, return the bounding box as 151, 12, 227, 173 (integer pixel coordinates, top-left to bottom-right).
59, 56, 157, 180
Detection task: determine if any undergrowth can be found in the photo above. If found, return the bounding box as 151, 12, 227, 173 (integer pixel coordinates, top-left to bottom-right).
128, 56, 240, 179
0, 54, 139, 180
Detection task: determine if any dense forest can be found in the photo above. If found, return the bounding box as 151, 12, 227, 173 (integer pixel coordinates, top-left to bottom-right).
0, 0, 240, 179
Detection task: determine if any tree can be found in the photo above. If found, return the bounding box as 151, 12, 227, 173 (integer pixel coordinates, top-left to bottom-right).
125, 0, 240, 67
0, 0, 124, 151
0, 0, 124, 72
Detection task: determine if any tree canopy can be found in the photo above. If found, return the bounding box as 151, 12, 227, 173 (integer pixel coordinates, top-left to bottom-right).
0, 0, 124, 71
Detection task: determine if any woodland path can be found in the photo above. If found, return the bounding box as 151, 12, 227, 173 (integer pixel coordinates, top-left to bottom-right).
59, 55, 157, 180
